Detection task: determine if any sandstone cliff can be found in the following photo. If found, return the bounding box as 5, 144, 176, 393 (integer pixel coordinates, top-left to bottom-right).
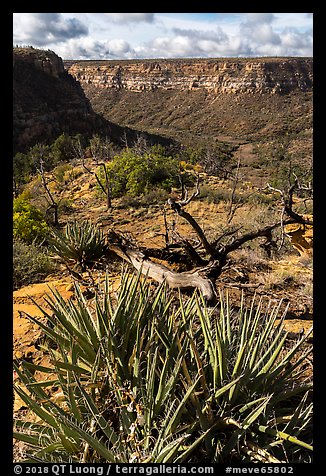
13, 48, 172, 154
65, 58, 312, 160
67, 58, 312, 95
13, 48, 106, 154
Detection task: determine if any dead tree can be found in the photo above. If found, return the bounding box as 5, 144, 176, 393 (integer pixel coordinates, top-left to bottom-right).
74, 136, 114, 211
106, 175, 312, 306
37, 157, 59, 227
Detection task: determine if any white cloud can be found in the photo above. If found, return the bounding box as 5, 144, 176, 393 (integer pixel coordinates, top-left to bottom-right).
241, 22, 281, 46
136, 28, 252, 59
281, 29, 313, 55
172, 27, 229, 44
244, 13, 276, 25
13, 13, 88, 46
13, 12, 313, 59
54, 37, 135, 60
103, 13, 154, 23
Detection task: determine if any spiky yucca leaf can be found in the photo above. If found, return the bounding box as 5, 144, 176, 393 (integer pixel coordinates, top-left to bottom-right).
49, 220, 108, 270
14, 271, 313, 463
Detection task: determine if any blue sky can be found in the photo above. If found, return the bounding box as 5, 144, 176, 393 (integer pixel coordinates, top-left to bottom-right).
13, 13, 313, 59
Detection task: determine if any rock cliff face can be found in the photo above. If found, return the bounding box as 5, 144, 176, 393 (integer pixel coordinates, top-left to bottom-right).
13, 48, 65, 78
13, 48, 105, 154
65, 57, 313, 157
13, 48, 175, 154
68, 58, 312, 95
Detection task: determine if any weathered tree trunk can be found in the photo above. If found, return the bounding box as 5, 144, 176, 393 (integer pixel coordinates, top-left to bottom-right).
106, 171, 312, 308
109, 245, 218, 306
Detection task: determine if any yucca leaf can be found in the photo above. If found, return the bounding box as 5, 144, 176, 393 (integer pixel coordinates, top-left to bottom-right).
156, 435, 190, 463
43, 399, 120, 462
14, 361, 51, 402
238, 397, 267, 414
13, 431, 42, 447
50, 360, 91, 375
174, 424, 219, 463
73, 376, 121, 447
22, 311, 71, 351
154, 345, 185, 413
214, 375, 244, 401
21, 362, 59, 374
13, 384, 60, 430
42, 293, 97, 362
254, 332, 288, 378
26, 380, 58, 389
58, 434, 79, 454
255, 425, 313, 451
221, 395, 272, 458
14, 420, 56, 437
164, 377, 200, 436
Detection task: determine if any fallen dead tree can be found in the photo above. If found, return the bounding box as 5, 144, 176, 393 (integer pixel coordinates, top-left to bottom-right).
106, 174, 312, 306
109, 240, 218, 305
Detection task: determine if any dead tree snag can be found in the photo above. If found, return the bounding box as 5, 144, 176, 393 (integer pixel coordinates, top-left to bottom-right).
106, 175, 312, 305
108, 233, 218, 305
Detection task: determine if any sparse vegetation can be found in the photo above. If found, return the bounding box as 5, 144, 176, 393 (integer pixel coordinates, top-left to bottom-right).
13, 50, 313, 465
13, 239, 57, 290
13, 134, 84, 194
98, 145, 180, 198
13, 192, 49, 244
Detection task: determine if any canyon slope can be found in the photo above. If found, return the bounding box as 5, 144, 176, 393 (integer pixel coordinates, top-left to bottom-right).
13, 48, 171, 154
13, 48, 105, 154
66, 57, 313, 179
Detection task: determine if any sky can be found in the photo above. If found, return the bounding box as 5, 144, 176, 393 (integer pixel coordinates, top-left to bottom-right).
12, 13, 313, 60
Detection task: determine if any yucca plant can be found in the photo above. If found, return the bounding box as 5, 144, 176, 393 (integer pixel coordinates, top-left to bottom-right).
49, 220, 108, 271
13, 272, 313, 463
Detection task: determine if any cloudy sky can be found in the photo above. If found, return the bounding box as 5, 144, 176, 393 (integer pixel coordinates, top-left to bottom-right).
13, 13, 313, 60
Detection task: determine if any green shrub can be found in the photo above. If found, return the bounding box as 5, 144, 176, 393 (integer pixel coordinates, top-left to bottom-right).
13, 193, 49, 243
247, 192, 278, 205
13, 239, 57, 289
49, 220, 108, 271
54, 163, 73, 184
98, 146, 179, 198
14, 273, 312, 463
199, 185, 232, 204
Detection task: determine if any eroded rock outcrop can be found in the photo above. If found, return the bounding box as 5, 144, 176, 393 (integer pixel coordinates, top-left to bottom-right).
285, 215, 313, 258
13, 48, 174, 154
13, 47, 106, 154
67, 58, 313, 95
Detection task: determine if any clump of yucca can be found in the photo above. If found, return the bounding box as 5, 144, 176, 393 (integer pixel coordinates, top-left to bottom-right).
14, 272, 313, 463
49, 220, 108, 271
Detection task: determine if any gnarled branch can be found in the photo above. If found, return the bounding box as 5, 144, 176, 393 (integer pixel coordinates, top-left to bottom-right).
108, 241, 218, 306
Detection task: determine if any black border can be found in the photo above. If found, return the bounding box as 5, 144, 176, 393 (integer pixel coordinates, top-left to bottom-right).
6, 5, 322, 473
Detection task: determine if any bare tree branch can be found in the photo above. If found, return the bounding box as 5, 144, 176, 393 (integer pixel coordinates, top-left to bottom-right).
36, 157, 59, 227
170, 229, 208, 266
107, 232, 218, 305
168, 197, 215, 257
178, 174, 200, 206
